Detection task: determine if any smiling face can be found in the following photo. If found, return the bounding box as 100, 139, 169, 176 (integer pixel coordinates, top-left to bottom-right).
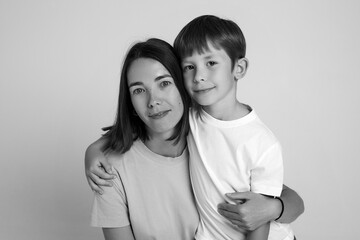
127, 58, 184, 139
181, 43, 238, 111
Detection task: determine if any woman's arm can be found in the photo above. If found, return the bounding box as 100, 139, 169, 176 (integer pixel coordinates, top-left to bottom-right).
85, 137, 116, 194
102, 226, 135, 240
217, 184, 304, 231
276, 184, 305, 223
246, 222, 270, 240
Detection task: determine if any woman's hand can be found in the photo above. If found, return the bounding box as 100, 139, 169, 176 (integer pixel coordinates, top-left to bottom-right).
217, 191, 279, 231
217, 185, 304, 231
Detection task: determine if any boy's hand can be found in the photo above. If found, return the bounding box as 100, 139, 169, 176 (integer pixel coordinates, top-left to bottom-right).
85, 144, 116, 194
217, 191, 278, 231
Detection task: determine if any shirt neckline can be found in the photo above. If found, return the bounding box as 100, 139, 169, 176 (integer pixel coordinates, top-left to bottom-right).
133, 139, 188, 166
200, 105, 257, 128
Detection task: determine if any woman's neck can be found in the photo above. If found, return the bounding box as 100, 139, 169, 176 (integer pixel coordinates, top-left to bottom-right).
144, 136, 186, 158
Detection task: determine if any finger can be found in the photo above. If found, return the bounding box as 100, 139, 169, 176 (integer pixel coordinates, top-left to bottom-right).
218, 207, 243, 221
92, 166, 116, 180
226, 191, 253, 201
217, 202, 239, 213
101, 160, 115, 176
89, 172, 114, 187
218, 212, 247, 230
88, 178, 104, 195
218, 211, 251, 231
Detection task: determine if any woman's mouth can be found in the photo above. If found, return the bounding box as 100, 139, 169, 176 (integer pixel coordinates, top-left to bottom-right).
149, 110, 171, 119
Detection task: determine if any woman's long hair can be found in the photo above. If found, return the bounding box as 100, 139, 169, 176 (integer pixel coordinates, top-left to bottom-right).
102, 38, 191, 154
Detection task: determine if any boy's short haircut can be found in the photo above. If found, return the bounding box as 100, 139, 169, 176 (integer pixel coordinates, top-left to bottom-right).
174, 15, 246, 68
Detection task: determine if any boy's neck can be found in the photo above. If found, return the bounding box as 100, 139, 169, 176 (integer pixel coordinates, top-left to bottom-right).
202, 101, 250, 121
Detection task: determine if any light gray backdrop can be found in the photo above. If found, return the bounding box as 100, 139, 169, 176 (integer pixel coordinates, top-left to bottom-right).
1, 0, 359, 239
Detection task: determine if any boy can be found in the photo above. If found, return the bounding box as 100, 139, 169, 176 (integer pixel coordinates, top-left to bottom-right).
172, 15, 294, 240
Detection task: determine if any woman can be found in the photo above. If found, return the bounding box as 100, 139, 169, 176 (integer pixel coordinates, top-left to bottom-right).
87, 38, 304, 240
90, 38, 197, 240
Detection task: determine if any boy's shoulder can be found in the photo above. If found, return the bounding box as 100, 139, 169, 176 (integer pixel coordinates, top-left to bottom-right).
246, 112, 280, 147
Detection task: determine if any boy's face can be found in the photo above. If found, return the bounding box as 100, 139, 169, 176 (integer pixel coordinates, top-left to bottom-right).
181, 43, 238, 109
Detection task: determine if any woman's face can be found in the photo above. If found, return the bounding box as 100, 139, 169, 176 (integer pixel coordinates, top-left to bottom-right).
127, 58, 184, 139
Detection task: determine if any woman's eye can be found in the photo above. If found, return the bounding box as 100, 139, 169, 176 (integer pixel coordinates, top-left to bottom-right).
132, 88, 144, 95
160, 81, 172, 87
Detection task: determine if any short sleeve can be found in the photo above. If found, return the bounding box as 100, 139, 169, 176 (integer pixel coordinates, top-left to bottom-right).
91, 175, 130, 228
250, 142, 283, 197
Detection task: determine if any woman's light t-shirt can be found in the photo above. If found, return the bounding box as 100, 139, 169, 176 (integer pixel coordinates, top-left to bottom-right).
91, 140, 199, 240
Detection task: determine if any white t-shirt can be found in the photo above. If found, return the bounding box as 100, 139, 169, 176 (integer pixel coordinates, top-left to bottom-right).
187, 108, 294, 240
91, 140, 199, 240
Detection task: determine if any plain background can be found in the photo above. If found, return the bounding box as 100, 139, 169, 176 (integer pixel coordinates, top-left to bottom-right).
1, 0, 359, 239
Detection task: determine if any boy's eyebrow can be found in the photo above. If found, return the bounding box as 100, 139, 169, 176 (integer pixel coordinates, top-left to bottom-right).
203, 53, 216, 59
182, 53, 216, 63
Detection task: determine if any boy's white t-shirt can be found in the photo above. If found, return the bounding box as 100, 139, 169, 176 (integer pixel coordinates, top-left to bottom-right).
187, 107, 294, 240
91, 140, 199, 240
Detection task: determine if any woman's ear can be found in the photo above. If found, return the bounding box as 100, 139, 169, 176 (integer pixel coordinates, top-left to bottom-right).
234, 58, 249, 80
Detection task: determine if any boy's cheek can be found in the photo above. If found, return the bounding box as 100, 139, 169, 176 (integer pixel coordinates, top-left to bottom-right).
184, 84, 192, 94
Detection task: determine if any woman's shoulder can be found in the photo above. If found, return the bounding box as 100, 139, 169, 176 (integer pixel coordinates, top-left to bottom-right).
105, 140, 143, 167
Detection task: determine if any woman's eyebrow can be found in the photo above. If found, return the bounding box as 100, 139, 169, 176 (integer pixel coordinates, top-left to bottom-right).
128, 74, 172, 88
154, 74, 172, 81
128, 82, 143, 88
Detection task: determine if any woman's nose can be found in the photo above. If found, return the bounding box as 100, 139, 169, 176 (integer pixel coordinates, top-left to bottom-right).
147, 92, 162, 108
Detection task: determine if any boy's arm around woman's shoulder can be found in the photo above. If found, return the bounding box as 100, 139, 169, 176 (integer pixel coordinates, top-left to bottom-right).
85, 137, 117, 194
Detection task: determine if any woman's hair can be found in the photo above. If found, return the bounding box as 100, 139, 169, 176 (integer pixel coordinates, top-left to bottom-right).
173, 15, 246, 68
102, 38, 191, 154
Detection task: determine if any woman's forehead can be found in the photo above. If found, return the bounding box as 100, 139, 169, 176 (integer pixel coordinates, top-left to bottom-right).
127, 58, 172, 85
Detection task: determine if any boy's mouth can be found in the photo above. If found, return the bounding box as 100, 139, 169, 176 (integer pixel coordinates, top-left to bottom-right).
193, 86, 215, 93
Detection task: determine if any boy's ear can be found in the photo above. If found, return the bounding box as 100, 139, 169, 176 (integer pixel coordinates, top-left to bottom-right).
234, 58, 249, 80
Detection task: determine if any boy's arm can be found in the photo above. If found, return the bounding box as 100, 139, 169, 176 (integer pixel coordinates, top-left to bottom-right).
217, 184, 304, 231
85, 137, 116, 194
246, 222, 270, 240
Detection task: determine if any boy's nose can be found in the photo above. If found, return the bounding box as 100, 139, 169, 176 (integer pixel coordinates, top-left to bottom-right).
193, 77, 205, 83
194, 70, 205, 83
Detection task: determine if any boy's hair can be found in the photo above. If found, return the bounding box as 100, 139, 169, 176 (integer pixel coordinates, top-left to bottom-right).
173, 15, 246, 69
103, 38, 191, 153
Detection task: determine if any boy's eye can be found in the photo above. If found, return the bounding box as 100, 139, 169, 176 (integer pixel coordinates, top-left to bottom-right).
207, 61, 217, 67
183, 65, 194, 72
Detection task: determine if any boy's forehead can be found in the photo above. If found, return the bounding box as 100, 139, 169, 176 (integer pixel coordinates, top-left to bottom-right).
181, 43, 223, 60
182, 39, 219, 56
